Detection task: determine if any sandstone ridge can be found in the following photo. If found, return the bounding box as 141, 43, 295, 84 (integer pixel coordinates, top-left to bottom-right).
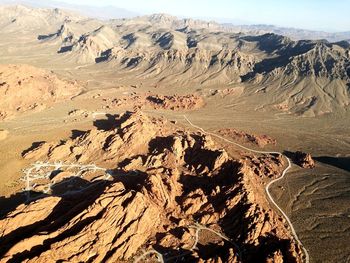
1, 112, 303, 262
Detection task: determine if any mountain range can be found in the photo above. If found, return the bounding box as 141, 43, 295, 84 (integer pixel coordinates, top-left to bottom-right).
1, 0, 350, 41
0, 4, 349, 263
0, 5, 349, 116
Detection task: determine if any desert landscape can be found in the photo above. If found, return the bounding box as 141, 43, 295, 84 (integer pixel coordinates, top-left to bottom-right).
0, 3, 349, 263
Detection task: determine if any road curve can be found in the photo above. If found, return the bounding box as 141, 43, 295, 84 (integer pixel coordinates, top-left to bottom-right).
183, 115, 310, 263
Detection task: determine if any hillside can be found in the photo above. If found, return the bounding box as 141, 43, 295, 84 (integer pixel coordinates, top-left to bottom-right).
0, 4, 83, 31
35, 12, 350, 116
0, 5, 349, 117
0, 64, 82, 120
0, 111, 303, 262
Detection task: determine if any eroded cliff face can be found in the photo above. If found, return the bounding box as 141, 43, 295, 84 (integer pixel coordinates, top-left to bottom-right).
0, 112, 303, 262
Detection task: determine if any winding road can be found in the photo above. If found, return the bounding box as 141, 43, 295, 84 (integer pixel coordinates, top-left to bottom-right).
183, 115, 310, 263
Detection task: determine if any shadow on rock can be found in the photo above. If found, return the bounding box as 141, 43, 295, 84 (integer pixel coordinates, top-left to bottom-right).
242, 233, 299, 263
0, 191, 48, 218
70, 129, 86, 139
93, 114, 119, 131
0, 177, 112, 260
21, 141, 46, 156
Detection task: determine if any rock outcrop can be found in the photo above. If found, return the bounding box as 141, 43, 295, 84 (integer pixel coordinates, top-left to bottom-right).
0, 64, 82, 120
0, 111, 304, 262
217, 128, 277, 148
146, 94, 205, 110
293, 151, 315, 169
105, 93, 205, 111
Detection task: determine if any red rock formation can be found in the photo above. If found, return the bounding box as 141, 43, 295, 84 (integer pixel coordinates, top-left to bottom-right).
1, 111, 303, 262
0, 64, 82, 120
217, 128, 277, 148
146, 94, 205, 110
107, 93, 205, 111
294, 151, 315, 168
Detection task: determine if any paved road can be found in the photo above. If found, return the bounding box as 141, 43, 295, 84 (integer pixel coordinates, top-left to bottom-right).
183, 115, 310, 263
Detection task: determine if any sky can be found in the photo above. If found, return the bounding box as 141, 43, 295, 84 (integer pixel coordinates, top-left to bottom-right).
10, 0, 350, 31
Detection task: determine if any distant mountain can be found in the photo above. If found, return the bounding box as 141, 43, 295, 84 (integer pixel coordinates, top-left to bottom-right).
0, 5, 349, 116
1, 0, 350, 42
43, 2, 139, 20
0, 4, 85, 32
222, 24, 350, 42
0, 0, 139, 19
1, 0, 349, 42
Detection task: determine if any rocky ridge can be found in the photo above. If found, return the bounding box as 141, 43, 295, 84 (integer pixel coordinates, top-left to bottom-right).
1, 5, 349, 116
39, 15, 350, 116
0, 111, 303, 262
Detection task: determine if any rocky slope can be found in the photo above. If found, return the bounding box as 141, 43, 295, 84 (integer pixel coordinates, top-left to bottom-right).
56, 25, 120, 63
35, 10, 350, 116
1, 5, 349, 116
0, 111, 303, 262
0, 64, 82, 120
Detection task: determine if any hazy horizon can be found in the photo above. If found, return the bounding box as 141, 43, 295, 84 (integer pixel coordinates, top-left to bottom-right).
1, 0, 350, 32
42, 0, 350, 32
